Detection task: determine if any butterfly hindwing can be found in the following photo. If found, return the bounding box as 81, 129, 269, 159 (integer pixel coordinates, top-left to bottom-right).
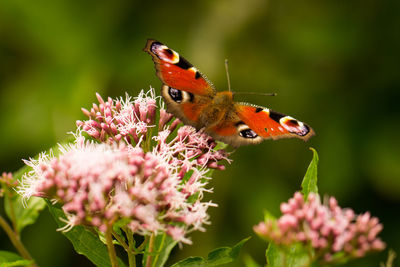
235, 103, 314, 145
207, 103, 314, 147
160, 84, 210, 129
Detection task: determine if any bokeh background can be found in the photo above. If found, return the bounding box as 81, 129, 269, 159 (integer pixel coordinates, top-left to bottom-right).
1, 0, 399, 266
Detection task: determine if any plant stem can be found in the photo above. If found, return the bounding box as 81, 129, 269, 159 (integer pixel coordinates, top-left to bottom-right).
124, 228, 137, 267
146, 233, 155, 267
5, 191, 18, 234
137, 236, 149, 251
112, 231, 130, 252
112, 230, 136, 267
0, 215, 36, 267
105, 225, 119, 267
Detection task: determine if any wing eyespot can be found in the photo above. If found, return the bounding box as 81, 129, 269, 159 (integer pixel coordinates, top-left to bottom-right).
239, 129, 258, 139
279, 116, 311, 137
236, 123, 258, 139
168, 87, 183, 103
164, 86, 193, 104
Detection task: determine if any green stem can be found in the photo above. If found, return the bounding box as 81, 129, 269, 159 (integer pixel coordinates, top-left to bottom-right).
5, 191, 18, 234
112, 231, 136, 267
137, 236, 149, 252
124, 228, 137, 267
112, 231, 130, 252
105, 226, 119, 267
145, 234, 155, 267
152, 233, 166, 267
0, 215, 36, 267
124, 227, 135, 249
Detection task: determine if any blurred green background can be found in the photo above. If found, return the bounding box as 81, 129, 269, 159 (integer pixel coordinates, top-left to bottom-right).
1, 0, 399, 266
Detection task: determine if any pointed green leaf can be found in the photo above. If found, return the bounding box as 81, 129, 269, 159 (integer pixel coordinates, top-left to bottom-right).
301, 147, 319, 198
171, 237, 250, 267
143, 233, 178, 267
5, 195, 46, 233
0, 250, 33, 266
47, 202, 126, 267
171, 257, 204, 267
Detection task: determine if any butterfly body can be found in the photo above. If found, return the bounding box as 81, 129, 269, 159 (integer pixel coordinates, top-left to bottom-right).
144, 39, 314, 147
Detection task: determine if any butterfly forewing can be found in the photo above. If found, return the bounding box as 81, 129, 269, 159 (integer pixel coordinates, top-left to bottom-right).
144, 39, 215, 96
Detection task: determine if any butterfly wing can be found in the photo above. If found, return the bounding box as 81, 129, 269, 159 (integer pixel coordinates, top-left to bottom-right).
144, 39, 216, 128
207, 103, 314, 147
144, 39, 315, 147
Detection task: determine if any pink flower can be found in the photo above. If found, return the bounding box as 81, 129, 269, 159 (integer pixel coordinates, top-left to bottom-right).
19, 89, 231, 245
254, 192, 385, 264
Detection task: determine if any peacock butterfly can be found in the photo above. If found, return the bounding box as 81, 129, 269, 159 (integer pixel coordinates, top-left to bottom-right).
144, 39, 314, 147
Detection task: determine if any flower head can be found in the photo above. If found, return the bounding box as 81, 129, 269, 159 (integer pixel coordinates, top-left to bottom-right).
19, 89, 230, 244
254, 192, 385, 264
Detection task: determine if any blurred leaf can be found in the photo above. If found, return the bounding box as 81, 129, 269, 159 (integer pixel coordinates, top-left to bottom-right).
214, 141, 228, 151
266, 243, 310, 267
263, 210, 277, 221
243, 254, 261, 267
47, 202, 126, 267
0, 250, 33, 266
143, 233, 177, 267
171, 237, 250, 267
301, 147, 319, 198
4, 195, 46, 233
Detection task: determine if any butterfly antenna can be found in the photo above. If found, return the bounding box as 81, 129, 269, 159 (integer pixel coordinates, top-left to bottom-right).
233, 92, 278, 96
225, 59, 232, 92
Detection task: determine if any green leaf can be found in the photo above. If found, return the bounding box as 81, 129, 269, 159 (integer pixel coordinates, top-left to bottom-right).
301, 147, 319, 198
5, 195, 46, 233
47, 202, 126, 267
143, 233, 178, 267
214, 141, 228, 151
266, 243, 310, 267
266, 242, 284, 266
0, 250, 33, 266
171, 237, 250, 267
243, 254, 261, 267
263, 210, 277, 222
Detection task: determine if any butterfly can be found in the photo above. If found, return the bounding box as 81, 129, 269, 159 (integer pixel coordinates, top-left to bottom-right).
144, 39, 314, 147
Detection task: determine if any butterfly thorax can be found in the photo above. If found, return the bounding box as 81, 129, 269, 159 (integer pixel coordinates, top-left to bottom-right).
200, 91, 234, 127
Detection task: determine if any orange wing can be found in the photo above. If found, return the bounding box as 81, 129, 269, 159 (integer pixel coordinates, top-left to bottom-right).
144, 39, 215, 97
206, 103, 314, 147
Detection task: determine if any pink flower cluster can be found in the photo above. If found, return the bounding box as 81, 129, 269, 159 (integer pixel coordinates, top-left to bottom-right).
0, 172, 17, 196
254, 192, 385, 263
77, 90, 159, 145
76, 89, 228, 171
19, 89, 230, 244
